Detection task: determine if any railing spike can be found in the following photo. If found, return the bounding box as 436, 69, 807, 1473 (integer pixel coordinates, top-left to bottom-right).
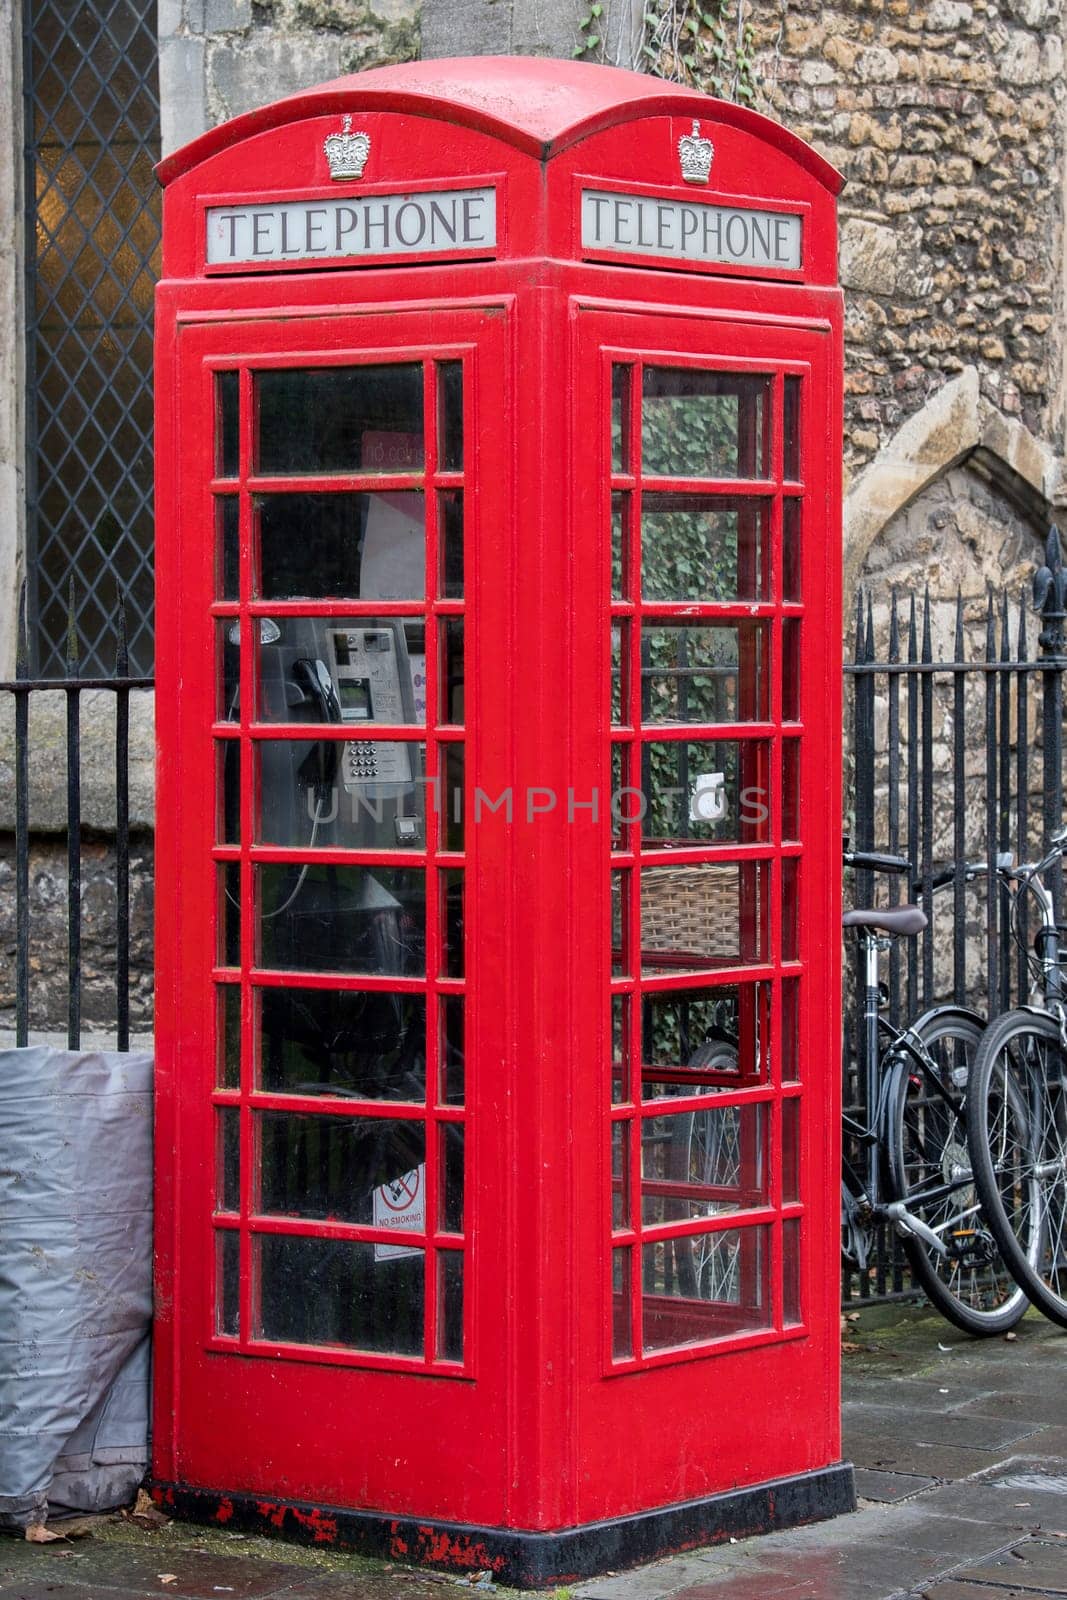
65, 578, 80, 678
115, 596, 129, 678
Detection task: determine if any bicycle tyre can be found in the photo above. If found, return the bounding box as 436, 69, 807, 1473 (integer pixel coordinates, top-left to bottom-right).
888, 1010, 1029, 1336
968, 1007, 1067, 1328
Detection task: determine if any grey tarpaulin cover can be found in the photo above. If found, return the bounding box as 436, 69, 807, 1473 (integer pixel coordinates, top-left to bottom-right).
0, 1047, 153, 1528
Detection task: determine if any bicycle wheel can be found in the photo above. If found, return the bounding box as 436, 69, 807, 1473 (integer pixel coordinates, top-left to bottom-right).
888, 1010, 1029, 1336
968, 1007, 1066, 1328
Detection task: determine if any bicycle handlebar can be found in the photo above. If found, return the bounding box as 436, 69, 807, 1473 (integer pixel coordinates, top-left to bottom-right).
844, 850, 910, 875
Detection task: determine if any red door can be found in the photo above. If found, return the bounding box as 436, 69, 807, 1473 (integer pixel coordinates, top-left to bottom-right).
154, 304, 514, 1520
569, 302, 841, 1512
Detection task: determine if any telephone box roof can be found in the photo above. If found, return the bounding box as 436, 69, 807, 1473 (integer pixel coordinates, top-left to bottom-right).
156, 54, 843, 192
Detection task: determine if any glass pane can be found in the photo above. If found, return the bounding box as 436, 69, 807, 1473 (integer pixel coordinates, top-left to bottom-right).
642, 497, 768, 603
783, 376, 801, 482
783, 738, 800, 842
258, 987, 426, 1101
438, 1250, 464, 1361
782, 1096, 800, 1203
642, 369, 770, 479
439, 490, 464, 598
612, 994, 630, 1104
783, 498, 801, 602
257, 617, 425, 726
257, 864, 425, 976
612, 492, 630, 598
218, 862, 241, 968
611, 870, 630, 976
611, 742, 634, 849
217, 496, 239, 600
781, 979, 800, 1083
256, 739, 427, 851
216, 1230, 240, 1337
782, 858, 799, 962
441, 996, 464, 1105
216, 371, 239, 479
216, 739, 240, 845
217, 1108, 241, 1213
611, 623, 629, 725
783, 1217, 801, 1325
441, 743, 465, 851
440, 618, 465, 724
640, 982, 770, 1098
783, 620, 801, 722
641, 623, 770, 724
441, 1123, 464, 1233
642, 1226, 772, 1350
255, 365, 424, 476
641, 1106, 766, 1224
612, 1121, 630, 1228
258, 1112, 425, 1222
217, 619, 241, 723
438, 363, 463, 472
611, 364, 631, 472
612, 1247, 632, 1359
257, 1233, 424, 1355
441, 869, 464, 979
641, 861, 769, 974
257, 492, 426, 601
641, 739, 771, 846
218, 983, 241, 1089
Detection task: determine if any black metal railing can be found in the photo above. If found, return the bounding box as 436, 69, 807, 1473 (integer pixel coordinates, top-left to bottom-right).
3, 588, 153, 1050
842, 525, 1066, 1300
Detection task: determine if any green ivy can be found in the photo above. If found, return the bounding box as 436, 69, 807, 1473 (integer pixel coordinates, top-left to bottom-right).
577, 0, 760, 108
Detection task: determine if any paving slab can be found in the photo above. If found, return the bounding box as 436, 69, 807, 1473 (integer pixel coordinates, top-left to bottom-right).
854, 1469, 938, 1503
951, 1539, 1067, 1593
843, 1432, 1016, 1479
842, 1402, 1042, 1452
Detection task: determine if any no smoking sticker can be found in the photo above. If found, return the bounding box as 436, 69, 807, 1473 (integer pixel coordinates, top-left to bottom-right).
373, 1164, 425, 1261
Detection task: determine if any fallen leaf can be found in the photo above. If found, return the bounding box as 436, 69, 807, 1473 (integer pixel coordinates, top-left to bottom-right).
1004, 1331, 1018, 1342
158, 1575, 179, 1586
25, 1524, 63, 1544
841, 1340, 863, 1352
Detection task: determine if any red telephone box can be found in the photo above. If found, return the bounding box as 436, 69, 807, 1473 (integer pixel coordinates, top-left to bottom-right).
153, 56, 849, 1585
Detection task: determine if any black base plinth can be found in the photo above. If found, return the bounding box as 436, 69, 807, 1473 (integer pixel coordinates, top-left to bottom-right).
152, 1463, 856, 1588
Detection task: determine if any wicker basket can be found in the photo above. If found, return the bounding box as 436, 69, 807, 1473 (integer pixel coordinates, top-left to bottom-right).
640, 863, 740, 963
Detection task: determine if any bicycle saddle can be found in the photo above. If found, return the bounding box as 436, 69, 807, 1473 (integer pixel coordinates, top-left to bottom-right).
842, 905, 928, 936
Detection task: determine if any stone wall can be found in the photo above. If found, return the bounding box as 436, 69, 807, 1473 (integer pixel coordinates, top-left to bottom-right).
159, 0, 419, 155
0, 835, 155, 1036
748, 0, 1066, 489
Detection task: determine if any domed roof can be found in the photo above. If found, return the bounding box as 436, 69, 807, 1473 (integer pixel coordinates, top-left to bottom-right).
158, 55, 841, 191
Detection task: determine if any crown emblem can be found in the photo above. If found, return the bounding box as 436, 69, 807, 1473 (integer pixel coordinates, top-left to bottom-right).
678, 120, 714, 185
324, 115, 370, 181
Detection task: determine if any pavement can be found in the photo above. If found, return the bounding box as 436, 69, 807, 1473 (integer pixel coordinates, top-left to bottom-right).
1, 1302, 1064, 1600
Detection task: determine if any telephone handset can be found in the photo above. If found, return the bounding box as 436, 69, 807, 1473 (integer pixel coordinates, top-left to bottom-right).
292, 657, 341, 800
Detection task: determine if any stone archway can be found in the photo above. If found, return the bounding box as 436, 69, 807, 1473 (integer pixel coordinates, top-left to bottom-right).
843, 366, 1057, 616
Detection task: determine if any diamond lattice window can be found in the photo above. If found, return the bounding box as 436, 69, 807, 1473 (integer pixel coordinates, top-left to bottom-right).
25, 0, 161, 676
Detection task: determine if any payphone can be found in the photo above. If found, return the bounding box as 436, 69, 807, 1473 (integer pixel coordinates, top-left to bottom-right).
154, 55, 847, 1585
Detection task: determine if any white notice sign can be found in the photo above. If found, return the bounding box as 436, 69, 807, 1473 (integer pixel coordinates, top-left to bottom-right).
206, 188, 496, 267
373, 1164, 426, 1261
581, 189, 802, 273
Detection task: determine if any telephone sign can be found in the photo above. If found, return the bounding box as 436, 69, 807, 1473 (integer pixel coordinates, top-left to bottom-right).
153, 55, 848, 1585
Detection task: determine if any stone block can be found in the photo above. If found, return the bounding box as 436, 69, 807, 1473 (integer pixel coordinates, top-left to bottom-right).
840, 218, 901, 296
158, 34, 208, 155
203, 0, 252, 31
207, 34, 343, 121
0, 691, 155, 833
1001, 30, 1042, 84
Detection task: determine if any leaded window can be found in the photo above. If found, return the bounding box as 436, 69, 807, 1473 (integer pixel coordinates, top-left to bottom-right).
24, 0, 161, 676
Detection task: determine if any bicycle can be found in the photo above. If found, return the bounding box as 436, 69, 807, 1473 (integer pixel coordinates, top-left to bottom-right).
966, 827, 1067, 1327
841, 848, 1028, 1336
